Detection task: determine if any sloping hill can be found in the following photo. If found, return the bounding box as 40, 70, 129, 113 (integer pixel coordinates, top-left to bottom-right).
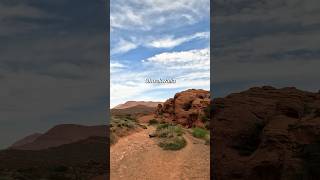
111, 105, 156, 117
114, 101, 162, 109
10, 133, 42, 149
11, 124, 107, 150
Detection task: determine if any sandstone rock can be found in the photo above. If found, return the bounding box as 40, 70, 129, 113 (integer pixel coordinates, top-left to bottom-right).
212, 86, 320, 180
155, 89, 210, 128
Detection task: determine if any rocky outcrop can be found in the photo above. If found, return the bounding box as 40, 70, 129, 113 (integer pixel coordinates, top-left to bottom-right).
212, 86, 320, 180
156, 89, 210, 128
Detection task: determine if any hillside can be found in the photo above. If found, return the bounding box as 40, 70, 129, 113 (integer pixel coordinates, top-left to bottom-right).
10, 133, 42, 149
111, 105, 156, 117
113, 101, 162, 109
11, 124, 107, 150
0, 136, 108, 179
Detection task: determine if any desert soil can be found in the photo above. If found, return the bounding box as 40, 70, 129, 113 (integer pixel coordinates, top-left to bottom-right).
110, 125, 210, 180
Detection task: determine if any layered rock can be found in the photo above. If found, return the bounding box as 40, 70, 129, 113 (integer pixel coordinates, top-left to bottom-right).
212, 86, 320, 180
156, 89, 210, 128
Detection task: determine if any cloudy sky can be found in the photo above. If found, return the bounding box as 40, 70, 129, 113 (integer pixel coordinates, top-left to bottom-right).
110, 0, 210, 107
0, 0, 107, 149
213, 0, 320, 96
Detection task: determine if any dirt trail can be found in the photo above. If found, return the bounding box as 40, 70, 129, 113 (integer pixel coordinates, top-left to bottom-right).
110, 125, 210, 180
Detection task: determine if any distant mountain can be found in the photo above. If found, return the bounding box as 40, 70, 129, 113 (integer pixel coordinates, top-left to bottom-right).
10, 133, 42, 149
111, 104, 157, 117
11, 124, 107, 150
113, 101, 162, 109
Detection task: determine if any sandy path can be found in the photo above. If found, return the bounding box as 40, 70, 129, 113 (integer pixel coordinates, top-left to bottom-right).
110, 125, 210, 180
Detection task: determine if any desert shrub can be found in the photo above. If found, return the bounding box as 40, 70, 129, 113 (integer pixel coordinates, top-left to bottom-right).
159, 136, 187, 150
155, 125, 183, 138
154, 124, 186, 150
157, 123, 170, 130
192, 128, 208, 139
149, 119, 159, 125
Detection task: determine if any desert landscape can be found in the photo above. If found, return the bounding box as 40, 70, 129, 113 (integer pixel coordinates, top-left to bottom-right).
0, 124, 108, 180
212, 86, 320, 180
110, 89, 211, 180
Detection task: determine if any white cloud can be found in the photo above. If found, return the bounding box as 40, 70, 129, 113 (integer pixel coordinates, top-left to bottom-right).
110, 61, 126, 73
111, 31, 209, 54
146, 32, 209, 48
145, 48, 210, 70
111, 38, 138, 55
110, 48, 210, 107
110, 0, 209, 31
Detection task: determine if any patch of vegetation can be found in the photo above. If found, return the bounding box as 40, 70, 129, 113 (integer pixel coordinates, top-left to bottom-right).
192, 127, 210, 145
154, 124, 186, 150
192, 127, 209, 138
159, 136, 187, 150
155, 124, 183, 137
110, 116, 140, 145
148, 119, 159, 125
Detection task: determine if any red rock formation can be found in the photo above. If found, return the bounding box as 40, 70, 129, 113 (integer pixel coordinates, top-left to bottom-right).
156, 89, 210, 128
212, 86, 320, 180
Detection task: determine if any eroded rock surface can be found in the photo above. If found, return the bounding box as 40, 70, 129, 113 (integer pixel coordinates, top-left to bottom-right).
156, 89, 210, 128
213, 86, 320, 180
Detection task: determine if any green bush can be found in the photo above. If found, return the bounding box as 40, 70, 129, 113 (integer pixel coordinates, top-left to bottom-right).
155, 124, 183, 137
157, 123, 170, 130
154, 123, 186, 150
148, 119, 159, 125
159, 136, 187, 150
192, 128, 209, 139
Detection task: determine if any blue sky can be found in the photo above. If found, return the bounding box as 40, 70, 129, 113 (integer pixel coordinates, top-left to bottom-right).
110, 0, 210, 107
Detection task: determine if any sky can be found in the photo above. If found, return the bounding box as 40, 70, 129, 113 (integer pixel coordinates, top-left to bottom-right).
0, 0, 107, 149
110, 0, 211, 108
212, 0, 320, 97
